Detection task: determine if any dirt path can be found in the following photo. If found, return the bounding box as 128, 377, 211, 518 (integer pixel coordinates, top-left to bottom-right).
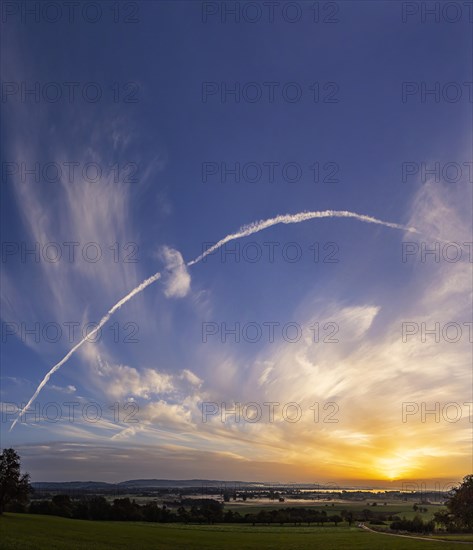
358, 523, 472, 545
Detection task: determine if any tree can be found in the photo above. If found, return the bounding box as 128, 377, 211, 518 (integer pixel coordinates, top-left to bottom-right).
199, 499, 223, 524
0, 448, 31, 514
111, 497, 141, 521
341, 509, 354, 526
51, 494, 73, 517
223, 509, 234, 523
436, 475, 473, 532
330, 514, 342, 526
390, 515, 434, 534
88, 496, 111, 520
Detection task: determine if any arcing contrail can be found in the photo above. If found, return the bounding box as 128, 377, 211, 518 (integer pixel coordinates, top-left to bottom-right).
10, 209, 418, 430
187, 210, 419, 265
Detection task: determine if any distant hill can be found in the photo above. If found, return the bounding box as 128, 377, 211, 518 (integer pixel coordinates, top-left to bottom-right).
117, 479, 255, 488
31, 479, 261, 490
31, 481, 115, 491
32, 479, 376, 491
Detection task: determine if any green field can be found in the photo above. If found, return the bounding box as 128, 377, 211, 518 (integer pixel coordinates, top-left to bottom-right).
226, 501, 441, 521
0, 514, 470, 549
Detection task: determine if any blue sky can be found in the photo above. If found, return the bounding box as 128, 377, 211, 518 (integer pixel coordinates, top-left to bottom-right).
1, 1, 472, 484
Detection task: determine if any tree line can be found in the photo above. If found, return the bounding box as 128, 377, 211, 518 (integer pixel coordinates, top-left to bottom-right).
18, 495, 453, 533
29, 495, 351, 525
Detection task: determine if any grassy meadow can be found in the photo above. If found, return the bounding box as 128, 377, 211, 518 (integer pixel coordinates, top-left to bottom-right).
1, 513, 472, 550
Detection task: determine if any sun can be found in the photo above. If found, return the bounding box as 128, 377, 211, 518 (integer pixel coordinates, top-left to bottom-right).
375, 455, 416, 481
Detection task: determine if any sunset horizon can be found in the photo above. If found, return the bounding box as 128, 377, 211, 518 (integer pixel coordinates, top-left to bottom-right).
1, 1, 471, 548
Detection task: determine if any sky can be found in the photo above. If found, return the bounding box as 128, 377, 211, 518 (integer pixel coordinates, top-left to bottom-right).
1, 0, 472, 486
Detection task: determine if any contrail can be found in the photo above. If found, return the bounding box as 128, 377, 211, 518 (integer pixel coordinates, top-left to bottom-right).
10, 209, 418, 431
10, 272, 161, 431
187, 210, 419, 265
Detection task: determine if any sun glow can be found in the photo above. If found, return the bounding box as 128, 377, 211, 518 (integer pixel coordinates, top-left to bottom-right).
375, 455, 417, 481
